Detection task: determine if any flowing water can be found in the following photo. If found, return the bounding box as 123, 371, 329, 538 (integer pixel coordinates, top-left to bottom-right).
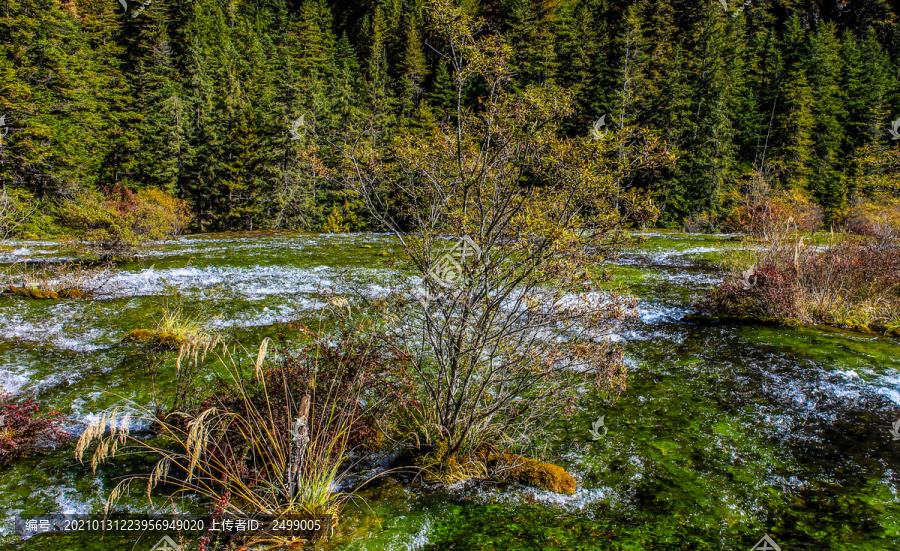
0, 232, 898, 550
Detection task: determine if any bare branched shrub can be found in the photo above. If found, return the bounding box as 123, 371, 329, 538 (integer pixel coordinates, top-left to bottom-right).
343, 0, 673, 474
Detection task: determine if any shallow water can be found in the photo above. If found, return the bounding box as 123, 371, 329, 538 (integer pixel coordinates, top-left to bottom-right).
0, 231, 897, 550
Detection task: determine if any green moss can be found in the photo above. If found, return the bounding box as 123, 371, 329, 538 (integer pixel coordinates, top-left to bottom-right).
5, 286, 90, 300
57, 289, 88, 299
491, 451, 577, 495
7, 286, 58, 299
123, 329, 185, 349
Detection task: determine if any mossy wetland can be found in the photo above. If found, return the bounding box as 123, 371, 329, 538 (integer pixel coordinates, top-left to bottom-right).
0, 231, 897, 550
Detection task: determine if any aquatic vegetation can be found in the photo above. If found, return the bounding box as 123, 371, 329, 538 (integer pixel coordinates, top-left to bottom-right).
75, 318, 412, 548
482, 447, 577, 495
0, 395, 68, 465
6, 284, 87, 299
123, 328, 186, 349
1, 261, 118, 299
126, 297, 215, 350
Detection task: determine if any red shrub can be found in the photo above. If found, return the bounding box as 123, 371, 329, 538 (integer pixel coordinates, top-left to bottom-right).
703, 238, 900, 327
0, 395, 69, 464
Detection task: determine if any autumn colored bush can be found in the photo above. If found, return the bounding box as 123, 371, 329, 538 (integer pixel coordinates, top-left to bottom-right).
345, 0, 664, 482
0, 395, 69, 464
55, 186, 192, 256
724, 170, 823, 236
843, 196, 900, 240
704, 235, 900, 331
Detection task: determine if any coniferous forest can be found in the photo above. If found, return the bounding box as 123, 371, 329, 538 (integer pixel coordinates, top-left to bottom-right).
1, 0, 898, 234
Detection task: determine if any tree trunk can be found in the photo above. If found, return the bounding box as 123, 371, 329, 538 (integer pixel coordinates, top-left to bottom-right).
287, 392, 311, 502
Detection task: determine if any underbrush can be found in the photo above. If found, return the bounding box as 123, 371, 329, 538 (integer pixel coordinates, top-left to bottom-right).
55, 186, 192, 258
78, 319, 412, 548
843, 196, 900, 240
683, 167, 823, 235
703, 232, 900, 333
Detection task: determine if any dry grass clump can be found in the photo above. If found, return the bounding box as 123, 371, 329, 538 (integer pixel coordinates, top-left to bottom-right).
76, 341, 353, 548
77, 312, 412, 549
1, 261, 119, 299
704, 231, 900, 333
125, 298, 216, 351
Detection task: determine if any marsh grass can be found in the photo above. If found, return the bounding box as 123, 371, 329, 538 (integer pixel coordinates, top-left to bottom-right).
76, 298, 412, 548
125, 295, 217, 352
707, 230, 900, 332
1, 260, 119, 299
76, 340, 357, 547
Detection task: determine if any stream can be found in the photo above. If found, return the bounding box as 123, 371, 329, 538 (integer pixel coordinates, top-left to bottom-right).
0, 231, 897, 550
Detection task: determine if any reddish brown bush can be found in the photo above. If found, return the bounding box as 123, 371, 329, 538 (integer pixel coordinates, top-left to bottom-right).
0, 395, 69, 464
704, 238, 900, 329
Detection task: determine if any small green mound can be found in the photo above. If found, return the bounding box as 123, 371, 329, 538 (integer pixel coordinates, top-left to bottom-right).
493, 451, 577, 495
57, 288, 88, 299
124, 329, 185, 349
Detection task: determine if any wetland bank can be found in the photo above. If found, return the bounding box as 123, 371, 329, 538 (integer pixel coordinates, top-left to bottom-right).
0, 231, 897, 550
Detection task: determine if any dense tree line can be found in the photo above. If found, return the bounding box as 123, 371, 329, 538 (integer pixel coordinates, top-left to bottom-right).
0, 0, 898, 232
